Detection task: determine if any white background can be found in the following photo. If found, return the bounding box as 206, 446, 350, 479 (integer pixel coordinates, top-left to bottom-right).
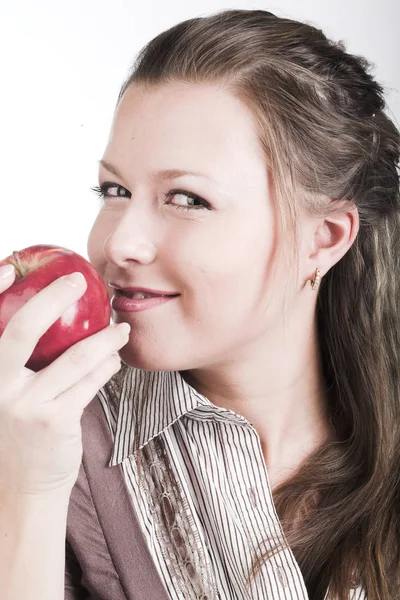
1, 0, 399, 261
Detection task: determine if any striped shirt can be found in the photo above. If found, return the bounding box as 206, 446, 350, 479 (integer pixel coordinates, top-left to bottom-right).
97, 364, 367, 600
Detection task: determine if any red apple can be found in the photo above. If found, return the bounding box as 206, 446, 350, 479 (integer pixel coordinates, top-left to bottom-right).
0, 244, 111, 372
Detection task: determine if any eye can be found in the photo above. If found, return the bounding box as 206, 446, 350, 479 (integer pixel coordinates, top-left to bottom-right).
91, 183, 212, 212
91, 183, 130, 201
163, 189, 212, 212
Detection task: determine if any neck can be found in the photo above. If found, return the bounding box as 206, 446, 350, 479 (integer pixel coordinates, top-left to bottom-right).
180, 319, 335, 486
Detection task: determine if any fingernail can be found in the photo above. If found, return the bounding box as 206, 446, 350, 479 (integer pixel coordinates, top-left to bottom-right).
0, 264, 15, 278
64, 272, 86, 287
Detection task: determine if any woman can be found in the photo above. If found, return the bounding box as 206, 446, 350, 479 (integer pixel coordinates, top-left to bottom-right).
1, 8, 399, 600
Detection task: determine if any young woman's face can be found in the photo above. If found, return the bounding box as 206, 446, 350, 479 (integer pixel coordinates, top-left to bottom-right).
87, 82, 289, 371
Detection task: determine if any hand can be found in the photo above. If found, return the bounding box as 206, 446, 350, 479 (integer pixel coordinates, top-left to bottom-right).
0, 267, 130, 496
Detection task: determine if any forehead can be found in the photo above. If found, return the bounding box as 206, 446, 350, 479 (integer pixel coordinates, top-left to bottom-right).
106, 82, 267, 186
114, 81, 258, 139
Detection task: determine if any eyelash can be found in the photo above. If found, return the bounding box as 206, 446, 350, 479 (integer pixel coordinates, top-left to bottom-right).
90, 183, 212, 212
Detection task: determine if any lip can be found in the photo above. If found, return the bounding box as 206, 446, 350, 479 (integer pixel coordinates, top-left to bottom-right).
111, 292, 178, 313
108, 282, 179, 296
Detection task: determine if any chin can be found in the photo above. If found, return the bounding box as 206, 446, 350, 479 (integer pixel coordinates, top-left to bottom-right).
118, 345, 182, 372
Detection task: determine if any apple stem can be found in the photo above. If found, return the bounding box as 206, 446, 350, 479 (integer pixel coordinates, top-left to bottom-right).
12, 251, 25, 278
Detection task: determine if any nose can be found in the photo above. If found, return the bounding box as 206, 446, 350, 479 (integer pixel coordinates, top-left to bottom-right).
102, 204, 157, 267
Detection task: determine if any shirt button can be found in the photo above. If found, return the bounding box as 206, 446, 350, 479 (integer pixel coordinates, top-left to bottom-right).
275, 566, 289, 588
248, 486, 258, 507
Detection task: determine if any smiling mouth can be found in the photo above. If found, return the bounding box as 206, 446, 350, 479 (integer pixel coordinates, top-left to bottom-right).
117, 289, 179, 299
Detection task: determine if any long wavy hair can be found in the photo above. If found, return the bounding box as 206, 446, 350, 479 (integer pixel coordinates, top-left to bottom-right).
111, 9, 400, 599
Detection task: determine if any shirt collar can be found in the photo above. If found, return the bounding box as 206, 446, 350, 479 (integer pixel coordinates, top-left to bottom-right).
107, 364, 248, 466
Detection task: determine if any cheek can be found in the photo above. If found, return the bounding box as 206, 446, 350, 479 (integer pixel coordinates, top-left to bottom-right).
87, 218, 108, 279
179, 215, 275, 315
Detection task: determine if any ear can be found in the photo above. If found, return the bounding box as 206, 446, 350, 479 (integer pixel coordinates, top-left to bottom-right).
307, 203, 360, 278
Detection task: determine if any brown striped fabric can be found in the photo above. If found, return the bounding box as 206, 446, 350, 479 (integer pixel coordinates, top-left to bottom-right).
86, 364, 367, 600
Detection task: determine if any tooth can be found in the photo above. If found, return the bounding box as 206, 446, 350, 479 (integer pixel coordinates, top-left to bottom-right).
121, 290, 164, 299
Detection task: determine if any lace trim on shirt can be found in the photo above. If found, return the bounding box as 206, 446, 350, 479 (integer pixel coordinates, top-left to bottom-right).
134, 435, 220, 599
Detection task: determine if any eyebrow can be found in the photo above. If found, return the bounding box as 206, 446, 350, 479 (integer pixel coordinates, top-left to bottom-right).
99, 160, 217, 184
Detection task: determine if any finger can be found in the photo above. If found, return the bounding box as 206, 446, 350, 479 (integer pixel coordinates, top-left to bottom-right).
0, 264, 16, 292
0, 272, 87, 379
52, 353, 123, 422
32, 321, 130, 401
